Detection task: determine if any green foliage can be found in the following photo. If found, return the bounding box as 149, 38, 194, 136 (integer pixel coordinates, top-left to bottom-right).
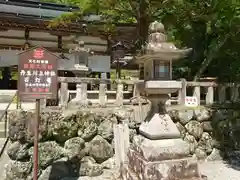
43, 0, 239, 81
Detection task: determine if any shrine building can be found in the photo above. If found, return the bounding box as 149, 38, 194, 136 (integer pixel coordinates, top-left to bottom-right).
0, 0, 137, 89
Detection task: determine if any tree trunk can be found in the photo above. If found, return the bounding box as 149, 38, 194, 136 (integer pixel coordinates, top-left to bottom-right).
136, 0, 150, 47
193, 34, 231, 81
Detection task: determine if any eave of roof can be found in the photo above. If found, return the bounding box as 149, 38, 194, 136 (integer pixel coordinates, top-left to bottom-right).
0, 0, 79, 11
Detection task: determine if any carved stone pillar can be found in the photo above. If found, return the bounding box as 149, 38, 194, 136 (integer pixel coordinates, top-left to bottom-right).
116, 81, 124, 107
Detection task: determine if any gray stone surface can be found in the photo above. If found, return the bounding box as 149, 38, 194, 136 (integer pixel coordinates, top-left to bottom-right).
194, 108, 212, 122
185, 120, 203, 139
139, 114, 180, 140
132, 135, 190, 161
199, 160, 240, 180
178, 109, 194, 125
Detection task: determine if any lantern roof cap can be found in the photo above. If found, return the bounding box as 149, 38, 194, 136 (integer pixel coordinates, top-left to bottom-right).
135, 21, 192, 63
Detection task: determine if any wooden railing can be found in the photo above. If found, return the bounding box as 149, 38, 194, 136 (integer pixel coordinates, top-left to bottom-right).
58, 77, 240, 107
58, 77, 138, 107
174, 79, 240, 105
0, 78, 234, 107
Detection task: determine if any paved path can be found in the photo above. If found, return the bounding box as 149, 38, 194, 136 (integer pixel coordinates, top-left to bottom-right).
199, 161, 240, 180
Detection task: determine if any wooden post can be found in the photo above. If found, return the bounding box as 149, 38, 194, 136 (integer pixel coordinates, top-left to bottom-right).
76, 82, 88, 106
218, 85, 226, 103
99, 82, 107, 107
206, 86, 214, 105
178, 78, 187, 105
231, 84, 239, 102
193, 86, 201, 106
113, 123, 130, 170
116, 80, 124, 107
82, 82, 88, 106
33, 99, 40, 180
60, 82, 68, 107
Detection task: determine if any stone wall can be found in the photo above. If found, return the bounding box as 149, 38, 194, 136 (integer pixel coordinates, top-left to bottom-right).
168, 106, 240, 161
4, 104, 240, 180
4, 107, 140, 180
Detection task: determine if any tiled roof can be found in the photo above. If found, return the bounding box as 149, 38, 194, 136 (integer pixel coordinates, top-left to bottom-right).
0, 0, 79, 19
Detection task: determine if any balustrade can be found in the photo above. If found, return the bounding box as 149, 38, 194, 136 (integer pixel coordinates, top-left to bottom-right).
4, 77, 238, 108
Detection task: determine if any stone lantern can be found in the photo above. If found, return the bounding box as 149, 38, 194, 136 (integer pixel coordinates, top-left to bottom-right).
69, 41, 93, 106
111, 41, 128, 79
124, 22, 205, 180
135, 21, 192, 115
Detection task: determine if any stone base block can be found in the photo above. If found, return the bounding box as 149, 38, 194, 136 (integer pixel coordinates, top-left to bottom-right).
127, 148, 201, 180
139, 113, 181, 140
132, 135, 190, 161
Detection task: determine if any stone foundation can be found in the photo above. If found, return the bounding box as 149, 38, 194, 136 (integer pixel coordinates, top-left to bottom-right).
127, 149, 201, 180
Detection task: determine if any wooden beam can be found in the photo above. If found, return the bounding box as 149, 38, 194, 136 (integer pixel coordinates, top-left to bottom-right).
24, 28, 30, 40
0, 44, 108, 55
0, 35, 107, 47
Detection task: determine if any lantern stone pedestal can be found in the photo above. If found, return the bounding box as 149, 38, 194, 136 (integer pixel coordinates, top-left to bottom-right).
69, 64, 90, 107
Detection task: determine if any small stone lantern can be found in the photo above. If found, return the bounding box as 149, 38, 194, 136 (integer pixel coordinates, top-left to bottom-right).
111, 41, 128, 79
69, 41, 93, 106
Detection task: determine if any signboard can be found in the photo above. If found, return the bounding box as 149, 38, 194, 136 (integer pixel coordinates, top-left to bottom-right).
185, 96, 198, 107
18, 47, 58, 100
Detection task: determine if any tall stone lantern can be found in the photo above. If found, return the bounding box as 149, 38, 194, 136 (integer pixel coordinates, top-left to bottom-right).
124, 22, 205, 180
69, 41, 93, 106
135, 21, 192, 120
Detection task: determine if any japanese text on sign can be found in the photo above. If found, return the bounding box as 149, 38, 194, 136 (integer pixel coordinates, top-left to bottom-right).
185, 96, 198, 107
18, 47, 58, 99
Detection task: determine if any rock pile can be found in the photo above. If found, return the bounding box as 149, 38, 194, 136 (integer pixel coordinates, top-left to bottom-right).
3, 108, 139, 180
168, 107, 223, 161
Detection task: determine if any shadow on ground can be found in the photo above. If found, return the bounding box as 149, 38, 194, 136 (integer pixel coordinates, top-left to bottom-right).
210, 102, 240, 171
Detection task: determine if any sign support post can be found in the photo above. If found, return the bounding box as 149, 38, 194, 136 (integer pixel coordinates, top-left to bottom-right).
18, 47, 58, 180
33, 99, 40, 180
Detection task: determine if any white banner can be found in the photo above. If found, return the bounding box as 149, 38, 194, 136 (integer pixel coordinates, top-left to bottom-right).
185, 96, 198, 107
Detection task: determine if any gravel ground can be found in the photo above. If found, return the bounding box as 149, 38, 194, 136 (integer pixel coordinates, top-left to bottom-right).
199, 160, 240, 180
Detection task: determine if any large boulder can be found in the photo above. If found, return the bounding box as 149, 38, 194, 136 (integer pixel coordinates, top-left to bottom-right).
8, 110, 77, 143
51, 113, 79, 143
64, 137, 86, 160
3, 160, 32, 180
88, 135, 114, 163
198, 132, 213, 154
97, 119, 114, 142
76, 112, 99, 142
194, 108, 212, 122
185, 120, 203, 139
184, 133, 198, 154
194, 148, 207, 159
101, 156, 117, 169
177, 110, 194, 125
176, 122, 186, 138
8, 110, 34, 143
206, 148, 223, 161
38, 158, 76, 180
79, 156, 103, 177
79, 122, 98, 142
7, 141, 29, 161
201, 121, 213, 132
29, 141, 65, 169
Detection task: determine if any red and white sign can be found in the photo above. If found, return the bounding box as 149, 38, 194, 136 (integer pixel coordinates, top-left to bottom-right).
185, 96, 198, 107
33, 49, 44, 59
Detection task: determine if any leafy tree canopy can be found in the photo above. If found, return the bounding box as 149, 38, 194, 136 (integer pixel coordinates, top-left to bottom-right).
43, 0, 239, 81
